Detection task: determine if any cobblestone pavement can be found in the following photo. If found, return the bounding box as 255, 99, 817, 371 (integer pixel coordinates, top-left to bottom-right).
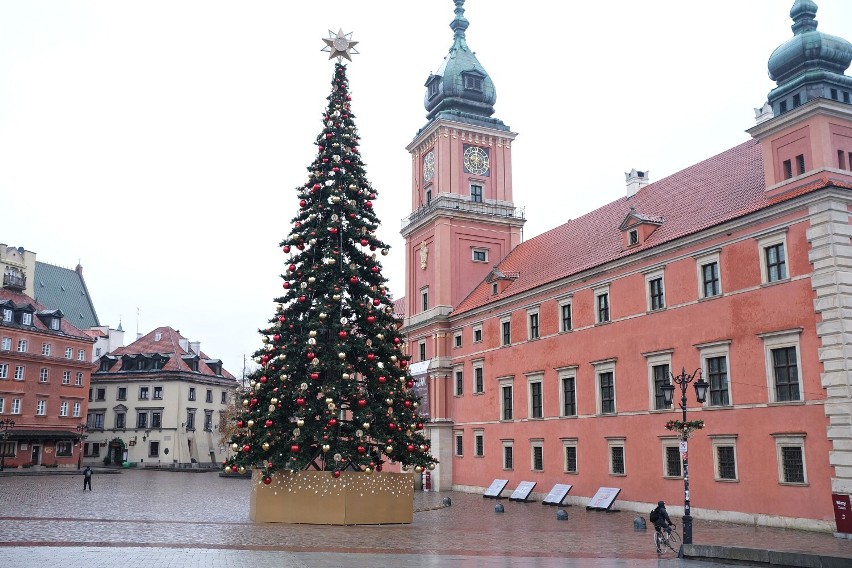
1, 469, 851, 567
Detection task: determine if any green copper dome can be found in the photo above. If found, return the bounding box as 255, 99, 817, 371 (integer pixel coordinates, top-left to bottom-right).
766, 1, 852, 115
423, 0, 508, 131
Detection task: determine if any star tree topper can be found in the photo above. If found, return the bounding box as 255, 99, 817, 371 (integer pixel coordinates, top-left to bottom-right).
322, 28, 359, 61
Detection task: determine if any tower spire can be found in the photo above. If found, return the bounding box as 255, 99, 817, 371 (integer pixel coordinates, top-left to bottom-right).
451, 0, 469, 44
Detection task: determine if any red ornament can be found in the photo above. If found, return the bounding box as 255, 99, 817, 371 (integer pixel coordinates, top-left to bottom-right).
326, 133, 333, 138
310, 372, 320, 380
388, 422, 396, 430
417, 423, 424, 430
288, 264, 297, 272
259, 376, 268, 384
360, 239, 369, 246
295, 221, 302, 228
404, 400, 412, 408
307, 352, 315, 360
329, 227, 338, 234
394, 337, 401, 344
237, 420, 245, 428
291, 444, 300, 453
313, 183, 321, 190
365, 201, 373, 208
250, 398, 258, 406
369, 193, 376, 199
263, 476, 272, 485
297, 243, 305, 250
283, 245, 291, 253
329, 418, 338, 427
318, 146, 324, 151
265, 419, 273, 427
371, 266, 379, 273
296, 397, 306, 406
333, 470, 341, 478
299, 199, 307, 207
278, 316, 286, 322
357, 399, 366, 407
373, 299, 380, 306
283, 282, 290, 289
357, 445, 366, 454
322, 158, 329, 163
261, 355, 269, 363
273, 334, 281, 342
367, 353, 375, 361
400, 360, 408, 368
333, 167, 339, 172
338, 331, 348, 338
367, 316, 376, 323
349, 276, 359, 284
243, 445, 251, 453
376, 464, 383, 472
299, 295, 307, 303
378, 376, 387, 384
407, 444, 415, 452
406, 380, 414, 389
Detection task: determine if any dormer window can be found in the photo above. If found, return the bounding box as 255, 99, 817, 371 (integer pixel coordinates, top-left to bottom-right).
462, 72, 484, 92
50, 318, 60, 330
21, 312, 32, 326
2, 309, 11, 323
629, 230, 639, 246
426, 76, 441, 100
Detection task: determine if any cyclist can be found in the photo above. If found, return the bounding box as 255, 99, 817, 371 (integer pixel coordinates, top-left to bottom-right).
651, 500, 674, 552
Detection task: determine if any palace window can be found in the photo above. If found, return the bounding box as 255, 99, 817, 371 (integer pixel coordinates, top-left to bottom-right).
563, 439, 578, 473
499, 377, 513, 420
503, 441, 514, 470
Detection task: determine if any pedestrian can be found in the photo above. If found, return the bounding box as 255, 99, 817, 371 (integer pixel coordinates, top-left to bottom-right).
83, 465, 92, 491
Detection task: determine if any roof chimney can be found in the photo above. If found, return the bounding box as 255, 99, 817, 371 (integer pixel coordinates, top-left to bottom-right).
179, 338, 189, 352
625, 169, 650, 197
189, 341, 201, 355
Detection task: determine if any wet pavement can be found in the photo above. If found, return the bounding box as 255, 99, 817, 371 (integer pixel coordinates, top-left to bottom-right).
1, 468, 851, 567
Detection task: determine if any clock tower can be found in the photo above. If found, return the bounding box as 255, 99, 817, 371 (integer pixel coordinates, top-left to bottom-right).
401, 0, 524, 490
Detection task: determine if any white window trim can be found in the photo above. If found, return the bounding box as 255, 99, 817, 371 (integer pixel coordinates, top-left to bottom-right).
420, 286, 429, 313
644, 350, 673, 411
773, 433, 808, 485
72, 402, 81, 417
558, 297, 573, 332
453, 332, 462, 349
592, 358, 617, 415
14, 366, 24, 381
593, 283, 611, 324
661, 437, 683, 478
453, 366, 464, 397
1, 337, 10, 351
557, 366, 578, 417
65, 347, 73, 359
530, 438, 544, 472
562, 437, 579, 474
526, 373, 544, 419
474, 429, 484, 457
22, 313, 32, 325
472, 359, 484, 394
39, 368, 49, 383
644, 268, 666, 312
472, 323, 483, 343
500, 316, 511, 346
696, 251, 722, 299
42, 343, 51, 356
759, 328, 804, 403
454, 431, 464, 457
607, 437, 626, 476
526, 307, 540, 341
502, 439, 514, 470
471, 247, 489, 263
36, 400, 46, 416
757, 231, 789, 284
59, 401, 69, 417
698, 340, 732, 407
498, 375, 514, 421
710, 434, 739, 482
0, 364, 7, 379
418, 341, 427, 361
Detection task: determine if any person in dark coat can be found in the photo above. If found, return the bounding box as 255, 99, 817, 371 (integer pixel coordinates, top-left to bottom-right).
82, 466, 92, 490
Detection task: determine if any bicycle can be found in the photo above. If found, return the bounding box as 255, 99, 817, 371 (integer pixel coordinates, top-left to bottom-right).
653, 523, 680, 554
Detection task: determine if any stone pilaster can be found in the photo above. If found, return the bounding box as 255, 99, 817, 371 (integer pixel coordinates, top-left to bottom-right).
807, 197, 852, 494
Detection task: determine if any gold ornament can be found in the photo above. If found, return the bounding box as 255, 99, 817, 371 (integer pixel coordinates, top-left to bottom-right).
308, 277, 316, 283
342, 373, 350, 380
386, 445, 393, 453
247, 420, 255, 428
238, 466, 246, 474
322, 444, 331, 452
365, 467, 373, 474
231, 443, 239, 451
309, 330, 317, 337
428, 463, 436, 470
262, 442, 270, 451
386, 398, 394, 406
355, 429, 363, 437
297, 419, 305, 427
268, 404, 275, 412
333, 294, 341, 301
415, 465, 423, 473
376, 333, 384, 340
390, 355, 398, 362
362, 422, 370, 430
319, 312, 327, 320
271, 397, 279, 404
338, 352, 346, 360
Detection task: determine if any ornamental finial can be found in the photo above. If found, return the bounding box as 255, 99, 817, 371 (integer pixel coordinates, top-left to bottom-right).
451, 0, 469, 41
321, 29, 359, 62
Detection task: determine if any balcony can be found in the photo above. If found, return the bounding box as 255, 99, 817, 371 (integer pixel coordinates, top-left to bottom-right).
401, 193, 525, 233
3, 273, 26, 291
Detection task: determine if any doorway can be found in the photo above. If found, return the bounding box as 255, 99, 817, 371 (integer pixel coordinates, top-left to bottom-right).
30, 445, 41, 465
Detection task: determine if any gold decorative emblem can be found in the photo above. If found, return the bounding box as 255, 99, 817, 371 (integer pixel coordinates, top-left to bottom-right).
423, 150, 435, 182
321, 29, 359, 61
463, 145, 489, 175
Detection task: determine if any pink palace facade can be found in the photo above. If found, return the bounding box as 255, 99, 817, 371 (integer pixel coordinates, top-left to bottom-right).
400, 1, 852, 531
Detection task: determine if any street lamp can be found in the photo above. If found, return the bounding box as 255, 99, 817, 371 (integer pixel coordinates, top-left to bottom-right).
0, 418, 15, 471
661, 367, 709, 548
75, 423, 88, 470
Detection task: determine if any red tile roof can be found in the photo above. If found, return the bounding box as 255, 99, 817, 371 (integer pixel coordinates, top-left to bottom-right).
0, 288, 92, 340
455, 139, 815, 314
105, 326, 236, 379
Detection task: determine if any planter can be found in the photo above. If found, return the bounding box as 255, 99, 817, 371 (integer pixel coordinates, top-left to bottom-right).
250, 469, 414, 524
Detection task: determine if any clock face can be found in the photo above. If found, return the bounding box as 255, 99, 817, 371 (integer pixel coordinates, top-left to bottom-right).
423, 150, 435, 182
463, 145, 489, 176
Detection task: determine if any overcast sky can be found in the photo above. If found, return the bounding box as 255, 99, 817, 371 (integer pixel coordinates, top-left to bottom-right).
2, 1, 851, 378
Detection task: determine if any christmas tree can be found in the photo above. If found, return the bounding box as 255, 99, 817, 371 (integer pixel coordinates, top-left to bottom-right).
226, 46, 437, 485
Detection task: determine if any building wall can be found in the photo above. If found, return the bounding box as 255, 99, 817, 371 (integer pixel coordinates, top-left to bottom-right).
436, 197, 839, 528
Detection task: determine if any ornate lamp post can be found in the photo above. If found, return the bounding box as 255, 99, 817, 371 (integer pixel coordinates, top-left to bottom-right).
661, 368, 709, 548
0, 418, 15, 471
75, 423, 88, 469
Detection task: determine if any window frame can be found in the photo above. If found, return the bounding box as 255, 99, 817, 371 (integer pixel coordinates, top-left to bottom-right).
557, 367, 578, 417
472, 359, 484, 394
1, 337, 10, 351
562, 438, 578, 474
593, 359, 617, 415
644, 350, 672, 411
500, 316, 511, 346
65, 347, 73, 359
454, 367, 464, 397
773, 433, 807, 485
17, 339, 27, 353
527, 373, 544, 419
661, 438, 683, 478
710, 435, 738, 482
454, 431, 464, 457
760, 329, 803, 403
530, 439, 544, 472
502, 440, 514, 470
474, 429, 484, 457
558, 298, 573, 332
472, 248, 488, 263
645, 269, 666, 312
594, 284, 611, 324
527, 308, 540, 340
696, 252, 722, 299
498, 376, 513, 421
472, 324, 483, 343
758, 232, 789, 284
698, 340, 732, 407
42, 343, 52, 356
59, 401, 69, 417
470, 183, 483, 203
39, 368, 49, 383
453, 332, 462, 349
420, 287, 429, 312
608, 438, 626, 476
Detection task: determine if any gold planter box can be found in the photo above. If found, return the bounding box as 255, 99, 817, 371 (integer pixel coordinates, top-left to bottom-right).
249, 469, 415, 524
